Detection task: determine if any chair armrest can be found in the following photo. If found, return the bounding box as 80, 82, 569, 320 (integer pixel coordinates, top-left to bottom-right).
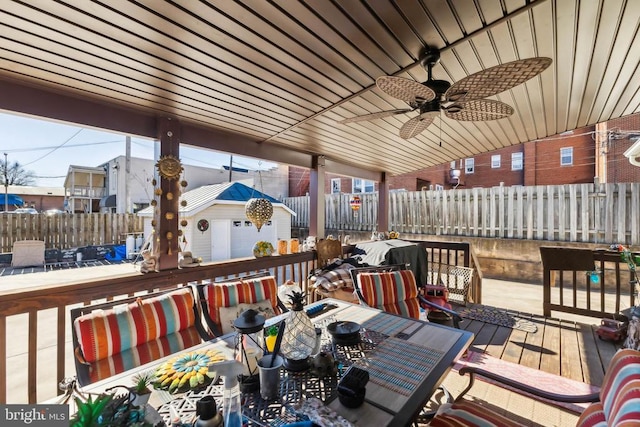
418, 295, 462, 329
456, 366, 600, 403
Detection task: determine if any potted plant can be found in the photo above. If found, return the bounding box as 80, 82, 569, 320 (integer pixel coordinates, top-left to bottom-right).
130, 370, 154, 407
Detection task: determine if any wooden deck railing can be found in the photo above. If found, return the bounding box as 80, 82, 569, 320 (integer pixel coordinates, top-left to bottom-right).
541, 246, 638, 318
0, 239, 480, 404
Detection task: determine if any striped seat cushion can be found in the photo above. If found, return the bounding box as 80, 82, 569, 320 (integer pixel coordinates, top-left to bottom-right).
86, 327, 202, 384
203, 276, 281, 334
593, 348, 640, 426
429, 401, 524, 427
74, 288, 197, 363
356, 270, 421, 319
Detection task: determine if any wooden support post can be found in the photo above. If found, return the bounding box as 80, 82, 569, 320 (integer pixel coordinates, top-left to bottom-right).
155, 117, 180, 271
309, 155, 325, 239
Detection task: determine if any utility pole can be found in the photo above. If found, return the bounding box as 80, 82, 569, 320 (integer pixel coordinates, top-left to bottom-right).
3, 153, 7, 212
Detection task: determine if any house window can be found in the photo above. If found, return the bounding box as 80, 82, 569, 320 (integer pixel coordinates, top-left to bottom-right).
352, 178, 374, 193
330, 178, 341, 194
491, 154, 501, 169
560, 147, 573, 166
435, 184, 444, 191
464, 158, 474, 174
512, 152, 523, 170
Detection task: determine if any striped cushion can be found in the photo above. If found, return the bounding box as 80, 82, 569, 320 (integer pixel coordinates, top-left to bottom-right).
87, 327, 202, 384
74, 288, 197, 362
137, 287, 196, 340
357, 270, 421, 319
576, 404, 606, 427
596, 348, 640, 426
204, 276, 281, 333
74, 302, 139, 363
429, 401, 524, 427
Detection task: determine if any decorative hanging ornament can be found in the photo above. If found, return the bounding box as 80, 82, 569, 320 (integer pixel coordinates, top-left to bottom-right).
197, 219, 209, 233
350, 195, 361, 217
245, 198, 273, 232
156, 154, 183, 181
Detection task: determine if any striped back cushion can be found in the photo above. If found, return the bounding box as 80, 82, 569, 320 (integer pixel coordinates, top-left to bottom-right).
87, 327, 202, 384
357, 270, 421, 319
74, 302, 138, 363
597, 348, 640, 426
74, 288, 196, 363
137, 287, 196, 341
204, 276, 281, 332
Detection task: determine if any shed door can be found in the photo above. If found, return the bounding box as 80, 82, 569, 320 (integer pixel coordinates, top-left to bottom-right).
211, 220, 230, 261
230, 219, 276, 258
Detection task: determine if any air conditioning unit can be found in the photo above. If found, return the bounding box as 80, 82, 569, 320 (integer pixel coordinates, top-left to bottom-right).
448, 169, 461, 184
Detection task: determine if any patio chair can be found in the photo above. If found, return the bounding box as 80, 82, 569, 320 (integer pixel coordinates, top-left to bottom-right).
310, 238, 360, 303
195, 272, 288, 337
350, 264, 463, 329
429, 348, 640, 426
71, 286, 208, 386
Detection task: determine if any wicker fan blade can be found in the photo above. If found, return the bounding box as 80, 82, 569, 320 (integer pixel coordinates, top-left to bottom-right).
376, 76, 436, 104
444, 99, 514, 122
338, 109, 412, 124
399, 111, 439, 139
444, 57, 552, 102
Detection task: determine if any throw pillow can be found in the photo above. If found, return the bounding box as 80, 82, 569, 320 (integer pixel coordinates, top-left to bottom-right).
312, 264, 355, 291
218, 299, 276, 335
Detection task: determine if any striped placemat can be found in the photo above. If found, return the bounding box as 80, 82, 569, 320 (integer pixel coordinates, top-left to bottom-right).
355, 337, 444, 396
337, 309, 417, 337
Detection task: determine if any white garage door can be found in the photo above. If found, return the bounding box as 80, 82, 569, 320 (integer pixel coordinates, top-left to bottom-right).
229, 219, 276, 258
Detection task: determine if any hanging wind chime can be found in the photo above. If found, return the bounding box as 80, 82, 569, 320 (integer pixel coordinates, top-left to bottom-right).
152, 153, 186, 255
245, 164, 273, 232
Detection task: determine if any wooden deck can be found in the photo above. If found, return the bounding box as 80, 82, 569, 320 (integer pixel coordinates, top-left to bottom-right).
424, 278, 623, 427
1, 266, 624, 426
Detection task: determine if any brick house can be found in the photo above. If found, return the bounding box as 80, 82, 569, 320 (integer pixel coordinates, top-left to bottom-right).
289, 113, 640, 196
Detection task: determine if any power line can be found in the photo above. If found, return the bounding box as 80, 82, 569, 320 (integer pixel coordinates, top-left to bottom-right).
1, 140, 123, 153
21, 129, 84, 166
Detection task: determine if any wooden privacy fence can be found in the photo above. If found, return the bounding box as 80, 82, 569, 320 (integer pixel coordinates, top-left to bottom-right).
0, 213, 143, 252
284, 182, 640, 245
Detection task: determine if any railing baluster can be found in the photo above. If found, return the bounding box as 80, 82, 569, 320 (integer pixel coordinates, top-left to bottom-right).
28, 310, 37, 404
0, 315, 5, 403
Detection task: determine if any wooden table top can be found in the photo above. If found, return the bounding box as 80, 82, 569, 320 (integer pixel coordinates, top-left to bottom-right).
78, 299, 473, 426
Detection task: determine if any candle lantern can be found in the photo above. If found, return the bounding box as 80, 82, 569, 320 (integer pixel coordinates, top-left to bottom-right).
281, 291, 316, 371
233, 309, 265, 392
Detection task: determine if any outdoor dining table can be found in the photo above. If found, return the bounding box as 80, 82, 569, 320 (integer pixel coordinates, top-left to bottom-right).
77, 299, 473, 426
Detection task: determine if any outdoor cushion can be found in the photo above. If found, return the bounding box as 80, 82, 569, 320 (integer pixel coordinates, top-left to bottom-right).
312, 264, 355, 291
202, 276, 281, 335
429, 400, 524, 427
218, 299, 277, 335
74, 287, 197, 363
85, 327, 202, 384
590, 348, 640, 426
136, 287, 196, 340
356, 270, 421, 319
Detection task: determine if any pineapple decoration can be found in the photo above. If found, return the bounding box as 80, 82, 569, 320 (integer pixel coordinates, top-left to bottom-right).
281, 291, 316, 371
245, 164, 273, 232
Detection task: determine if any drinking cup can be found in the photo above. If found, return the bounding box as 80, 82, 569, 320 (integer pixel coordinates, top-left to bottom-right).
257, 355, 283, 400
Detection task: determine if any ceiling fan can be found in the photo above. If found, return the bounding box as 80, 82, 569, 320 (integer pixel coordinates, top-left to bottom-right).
338, 47, 552, 139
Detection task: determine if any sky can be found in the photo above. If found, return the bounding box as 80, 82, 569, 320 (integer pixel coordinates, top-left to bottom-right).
0, 112, 276, 187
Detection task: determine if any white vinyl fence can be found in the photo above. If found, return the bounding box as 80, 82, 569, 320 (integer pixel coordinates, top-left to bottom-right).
284, 183, 640, 245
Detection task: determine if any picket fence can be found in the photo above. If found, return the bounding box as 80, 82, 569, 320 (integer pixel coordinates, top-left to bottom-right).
0, 213, 144, 253
284, 182, 640, 246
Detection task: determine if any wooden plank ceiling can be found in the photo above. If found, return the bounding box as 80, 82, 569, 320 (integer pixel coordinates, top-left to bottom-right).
0, 0, 639, 178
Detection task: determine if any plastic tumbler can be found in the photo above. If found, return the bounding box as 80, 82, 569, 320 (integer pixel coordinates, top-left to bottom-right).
257, 355, 283, 400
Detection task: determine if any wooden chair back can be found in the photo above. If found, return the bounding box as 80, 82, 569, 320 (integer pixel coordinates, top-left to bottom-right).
316, 238, 343, 268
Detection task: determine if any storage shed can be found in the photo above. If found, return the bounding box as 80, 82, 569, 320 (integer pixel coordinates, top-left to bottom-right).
138, 182, 295, 262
